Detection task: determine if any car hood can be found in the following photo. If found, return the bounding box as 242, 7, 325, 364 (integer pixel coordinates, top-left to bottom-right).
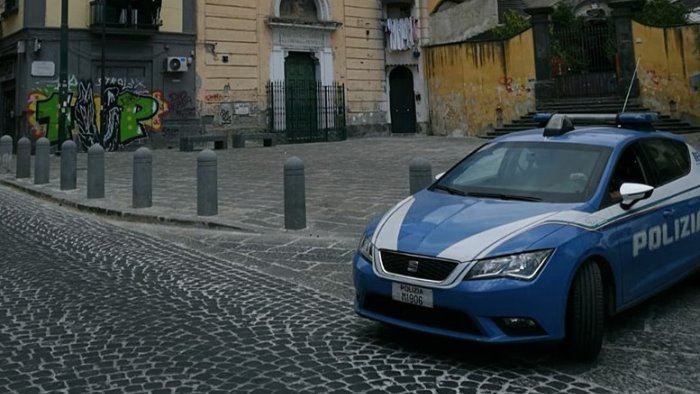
372, 190, 580, 262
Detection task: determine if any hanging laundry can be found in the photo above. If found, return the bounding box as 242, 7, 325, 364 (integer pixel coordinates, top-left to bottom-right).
386, 17, 415, 51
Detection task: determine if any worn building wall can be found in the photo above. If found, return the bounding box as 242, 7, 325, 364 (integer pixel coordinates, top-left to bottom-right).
0, 0, 196, 148
344, 1, 386, 134
429, 0, 498, 45
426, 29, 535, 136
197, 0, 262, 130
633, 22, 700, 123
197, 0, 391, 135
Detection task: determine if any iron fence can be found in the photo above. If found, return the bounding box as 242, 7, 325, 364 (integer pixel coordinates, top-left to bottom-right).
267, 81, 346, 143
550, 21, 618, 97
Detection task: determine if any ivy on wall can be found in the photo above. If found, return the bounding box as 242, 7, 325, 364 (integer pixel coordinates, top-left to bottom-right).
632, 0, 688, 26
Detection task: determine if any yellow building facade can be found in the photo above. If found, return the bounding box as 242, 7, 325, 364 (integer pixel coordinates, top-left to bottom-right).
196, 0, 432, 139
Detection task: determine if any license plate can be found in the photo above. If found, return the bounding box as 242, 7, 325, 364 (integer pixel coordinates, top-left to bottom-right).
392, 283, 433, 308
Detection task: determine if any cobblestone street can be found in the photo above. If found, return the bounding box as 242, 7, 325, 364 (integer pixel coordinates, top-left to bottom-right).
2, 186, 699, 393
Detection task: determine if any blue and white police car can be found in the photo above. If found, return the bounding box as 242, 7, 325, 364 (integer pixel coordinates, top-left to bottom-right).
353, 113, 700, 360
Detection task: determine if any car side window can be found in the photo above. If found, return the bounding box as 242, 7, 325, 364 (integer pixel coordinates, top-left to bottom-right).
601, 143, 649, 209
640, 139, 690, 187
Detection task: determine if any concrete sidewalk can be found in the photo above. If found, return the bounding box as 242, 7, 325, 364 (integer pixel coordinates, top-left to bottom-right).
0, 136, 485, 239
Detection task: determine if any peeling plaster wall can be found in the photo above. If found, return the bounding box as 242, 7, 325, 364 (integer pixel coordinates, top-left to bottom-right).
633, 22, 700, 124
426, 29, 536, 137
429, 0, 498, 45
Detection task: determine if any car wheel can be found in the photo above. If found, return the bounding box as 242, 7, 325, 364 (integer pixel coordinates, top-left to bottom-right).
564, 261, 604, 361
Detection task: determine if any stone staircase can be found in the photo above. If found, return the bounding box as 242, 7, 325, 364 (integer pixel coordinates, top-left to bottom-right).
486, 96, 700, 138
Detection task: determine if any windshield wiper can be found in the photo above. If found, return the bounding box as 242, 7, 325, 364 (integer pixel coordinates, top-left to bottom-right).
432, 184, 466, 196
465, 191, 542, 202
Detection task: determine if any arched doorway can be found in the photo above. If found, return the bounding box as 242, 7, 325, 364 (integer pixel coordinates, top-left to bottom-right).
389, 67, 416, 134
285, 52, 319, 142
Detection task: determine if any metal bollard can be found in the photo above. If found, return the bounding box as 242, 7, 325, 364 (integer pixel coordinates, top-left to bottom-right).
16, 137, 31, 179
34, 138, 50, 185
197, 149, 218, 216
132, 147, 152, 209
284, 156, 306, 230
0, 135, 12, 173
409, 157, 433, 195
232, 134, 245, 149
87, 144, 105, 199
60, 140, 77, 190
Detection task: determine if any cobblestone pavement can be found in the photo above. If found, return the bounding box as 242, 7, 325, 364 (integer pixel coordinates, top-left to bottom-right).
2, 187, 700, 394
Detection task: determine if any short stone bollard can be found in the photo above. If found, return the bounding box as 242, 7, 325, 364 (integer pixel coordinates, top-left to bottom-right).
284, 156, 306, 230
132, 147, 152, 209
60, 140, 77, 191
87, 144, 105, 199
34, 138, 50, 185
0, 135, 12, 173
197, 149, 218, 216
16, 137, 31, 179
409, 157, 433, 195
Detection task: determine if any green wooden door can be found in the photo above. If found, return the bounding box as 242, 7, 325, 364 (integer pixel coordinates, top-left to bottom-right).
285, 52, 320, 143
389, 67, 417, 134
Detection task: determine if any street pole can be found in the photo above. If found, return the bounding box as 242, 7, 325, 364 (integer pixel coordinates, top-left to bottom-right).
101, 0, 107, 147
58, 0, 69, 148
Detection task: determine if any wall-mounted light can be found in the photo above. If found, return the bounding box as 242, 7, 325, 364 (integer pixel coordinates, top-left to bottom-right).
33, 38, 42, 52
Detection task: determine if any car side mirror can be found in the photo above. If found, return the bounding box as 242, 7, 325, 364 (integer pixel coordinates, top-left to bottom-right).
435, 172, 445, 181
620, 182, 654, 209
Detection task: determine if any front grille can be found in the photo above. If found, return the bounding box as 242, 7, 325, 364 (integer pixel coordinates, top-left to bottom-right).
380, 250, 459, 281
363, 294, 482, 336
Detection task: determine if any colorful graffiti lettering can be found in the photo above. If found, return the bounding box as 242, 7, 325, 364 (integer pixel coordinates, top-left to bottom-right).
27, 81, 170, 150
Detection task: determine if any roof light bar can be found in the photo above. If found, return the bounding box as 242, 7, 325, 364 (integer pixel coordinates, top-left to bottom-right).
533, 112, 660, 136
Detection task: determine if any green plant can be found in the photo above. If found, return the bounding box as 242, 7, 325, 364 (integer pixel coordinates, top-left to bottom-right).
633, 0, 688, 26
492, 10, 531, 39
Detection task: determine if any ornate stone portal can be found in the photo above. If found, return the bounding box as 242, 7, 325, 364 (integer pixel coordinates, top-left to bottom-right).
268, 0, 339, 85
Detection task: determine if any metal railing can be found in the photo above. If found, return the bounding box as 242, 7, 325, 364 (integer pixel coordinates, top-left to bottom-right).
267, 81, 346, 143
89, 1, 160, 31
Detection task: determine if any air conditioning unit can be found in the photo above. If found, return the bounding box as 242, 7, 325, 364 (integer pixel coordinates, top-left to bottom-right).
165, 56, 188, 72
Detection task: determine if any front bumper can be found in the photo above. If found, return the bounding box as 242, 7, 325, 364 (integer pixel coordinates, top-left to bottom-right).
352, 253, 570, 343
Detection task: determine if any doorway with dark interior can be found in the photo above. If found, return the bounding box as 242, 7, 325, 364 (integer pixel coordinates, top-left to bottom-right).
389, 66, 416, 134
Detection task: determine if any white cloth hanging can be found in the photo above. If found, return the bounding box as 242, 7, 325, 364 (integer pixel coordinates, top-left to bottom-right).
386, 17, 415, 51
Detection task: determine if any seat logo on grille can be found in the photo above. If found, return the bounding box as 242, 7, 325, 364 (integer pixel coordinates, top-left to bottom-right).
407, 260, 419, 273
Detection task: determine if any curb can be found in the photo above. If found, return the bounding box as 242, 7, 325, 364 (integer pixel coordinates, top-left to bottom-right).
0, 178, 258, 233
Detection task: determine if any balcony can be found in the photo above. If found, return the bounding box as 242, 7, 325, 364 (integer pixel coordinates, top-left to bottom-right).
89, 1, 161, 35
1, 0, 19, 19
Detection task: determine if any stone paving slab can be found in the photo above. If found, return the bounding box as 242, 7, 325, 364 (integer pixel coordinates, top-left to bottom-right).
0, 136, 485, 239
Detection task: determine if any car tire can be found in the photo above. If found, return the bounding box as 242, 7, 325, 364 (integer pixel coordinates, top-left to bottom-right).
564, 261, 604, 361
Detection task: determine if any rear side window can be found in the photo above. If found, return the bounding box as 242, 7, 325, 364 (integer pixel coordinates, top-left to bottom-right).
641, 139, 690, 187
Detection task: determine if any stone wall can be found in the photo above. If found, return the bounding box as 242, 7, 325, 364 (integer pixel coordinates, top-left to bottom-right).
425, 29, 536, 137
633, 22, 700, 124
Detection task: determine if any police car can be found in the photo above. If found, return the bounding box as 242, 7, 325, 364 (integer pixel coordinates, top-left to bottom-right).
353, 112, 700, 360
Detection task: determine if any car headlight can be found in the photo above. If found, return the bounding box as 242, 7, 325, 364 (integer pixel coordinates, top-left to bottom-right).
465, 250, 553, 280
358, 234, 375, 263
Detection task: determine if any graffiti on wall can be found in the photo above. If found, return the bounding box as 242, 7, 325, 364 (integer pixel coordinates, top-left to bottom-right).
27, 81, 170, 150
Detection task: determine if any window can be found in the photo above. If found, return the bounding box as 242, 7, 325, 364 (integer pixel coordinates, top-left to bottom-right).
602, 142, 650, 208
641, 139, 690, 187
436, 142, 611, 203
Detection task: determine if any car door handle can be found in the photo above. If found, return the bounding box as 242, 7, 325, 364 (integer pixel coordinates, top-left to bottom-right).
663, 209, 675, 217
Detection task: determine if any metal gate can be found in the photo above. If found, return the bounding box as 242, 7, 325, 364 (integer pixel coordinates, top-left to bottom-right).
267, 81, 346, 144
550, 21, 618, 98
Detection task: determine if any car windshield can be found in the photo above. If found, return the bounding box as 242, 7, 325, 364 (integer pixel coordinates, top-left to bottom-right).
433, 141, 612, 203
